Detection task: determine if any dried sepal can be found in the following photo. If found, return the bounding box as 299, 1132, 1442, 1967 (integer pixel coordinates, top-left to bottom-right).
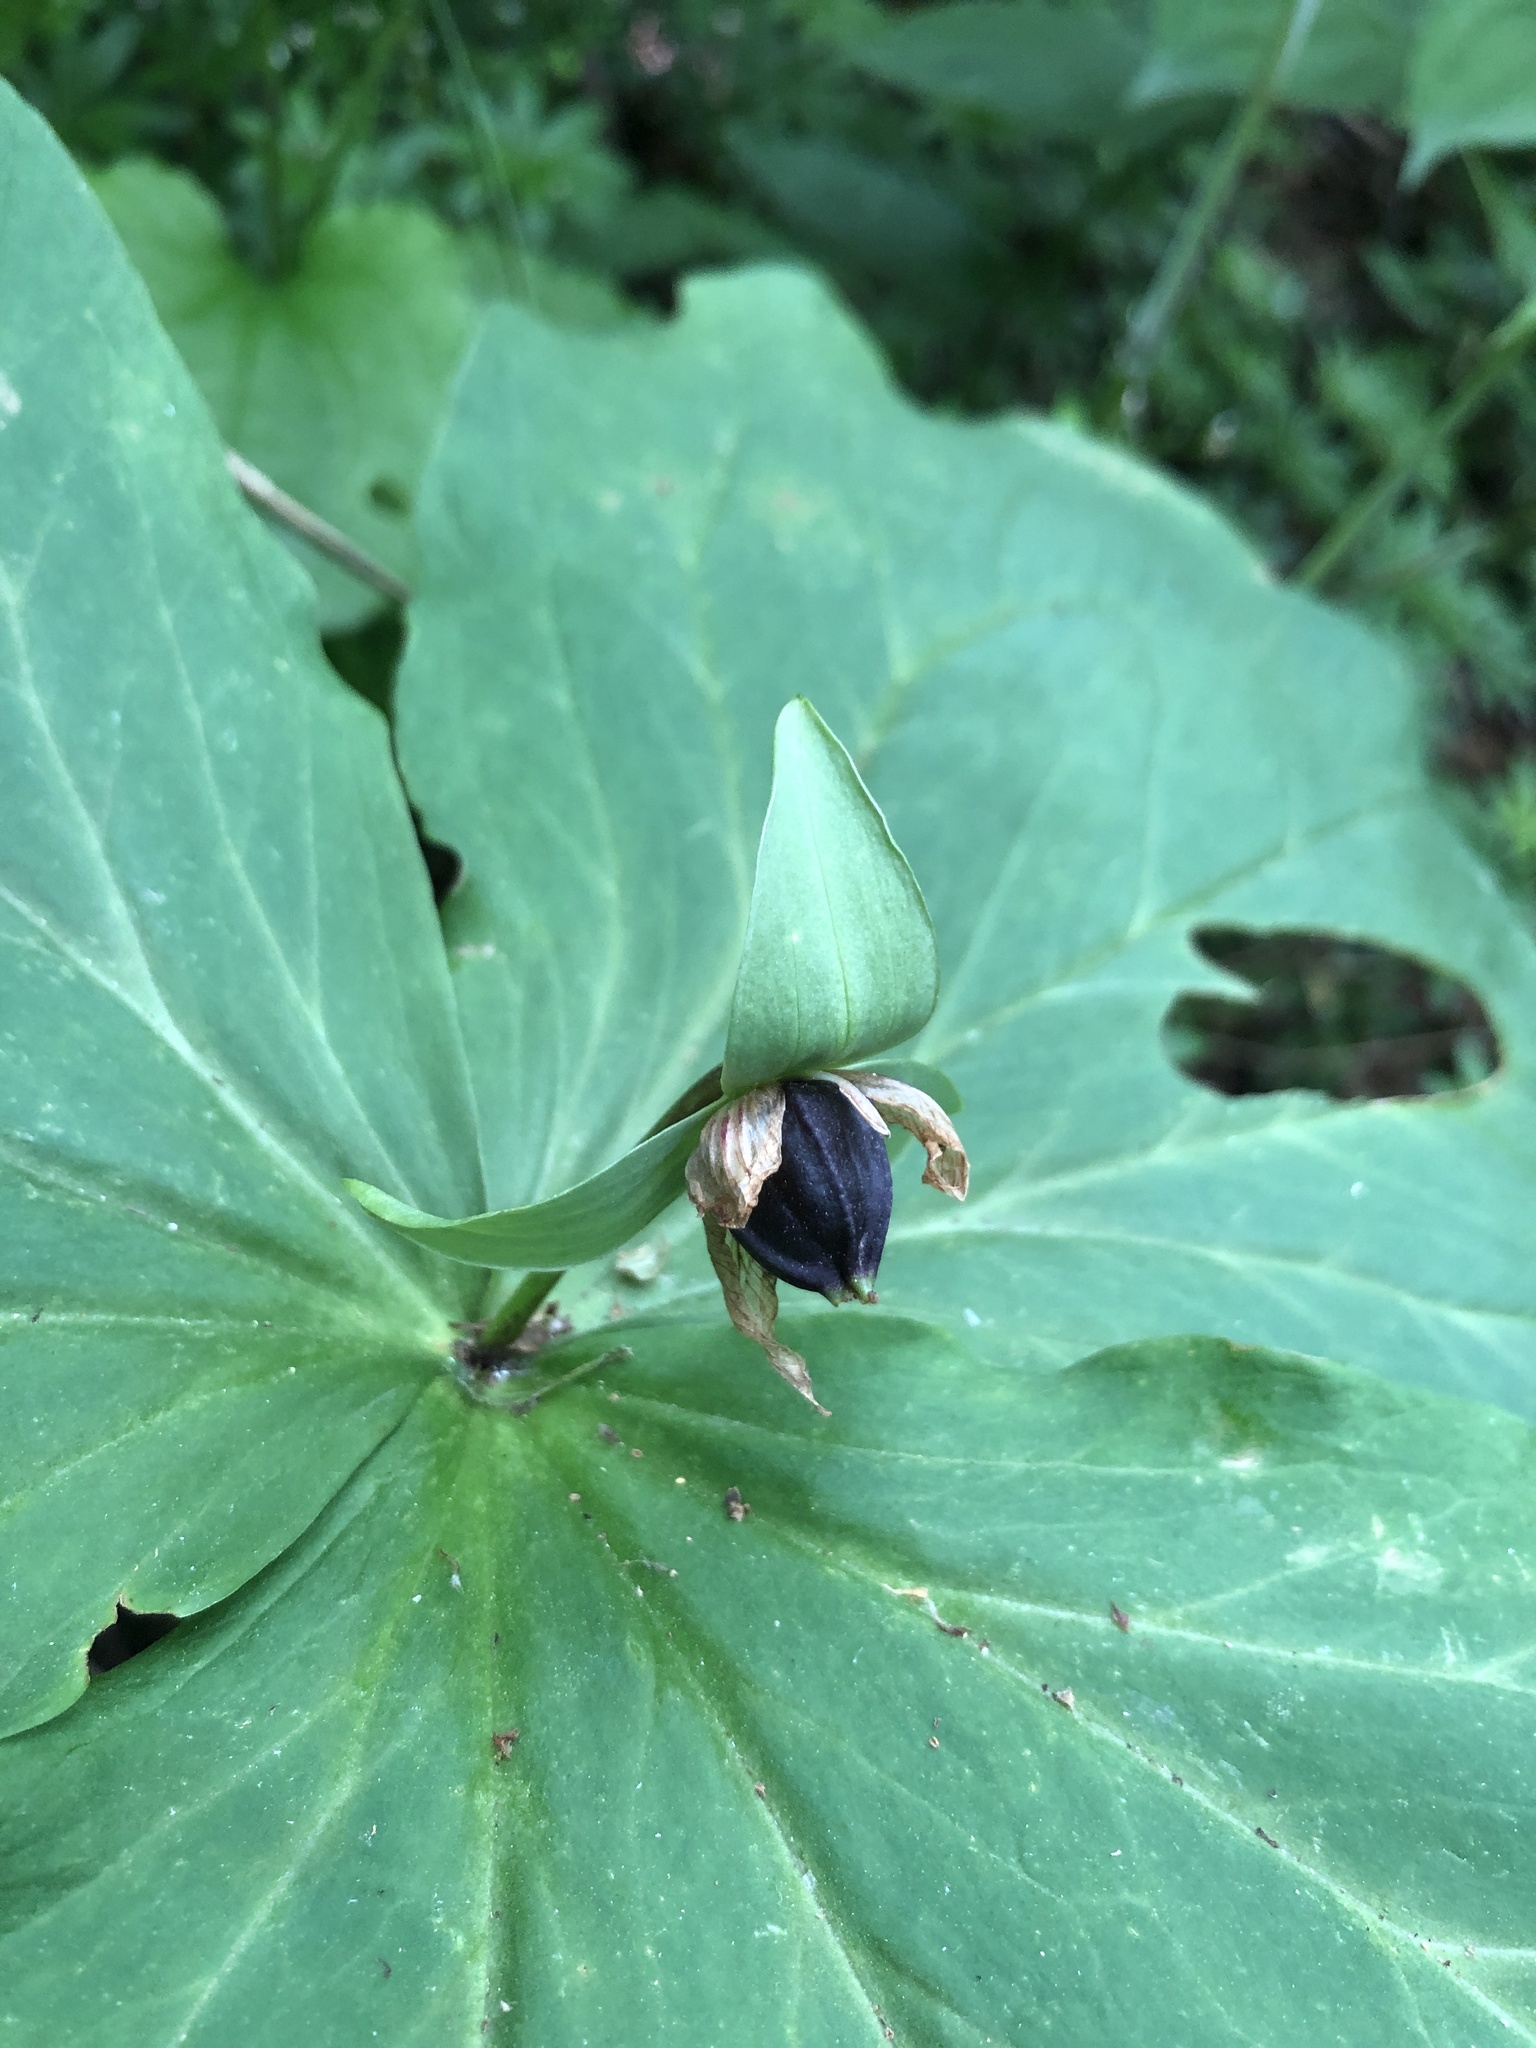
685, 1084, 785, 1229
703, 1216, 829, 1416
813, 1071, 892, 1136
838, 1070, 969, 1200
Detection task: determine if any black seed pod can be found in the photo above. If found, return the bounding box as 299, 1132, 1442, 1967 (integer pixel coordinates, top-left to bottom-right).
732, 1079, 892, 1303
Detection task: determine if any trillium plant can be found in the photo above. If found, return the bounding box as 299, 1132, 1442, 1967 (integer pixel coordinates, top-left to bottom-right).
351, 699, 969, 1411
12, 78, 1536, 2048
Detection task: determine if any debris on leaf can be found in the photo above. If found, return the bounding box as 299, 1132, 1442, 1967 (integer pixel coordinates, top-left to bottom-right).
615, 1235, 668, 1283
491, 1730, 520, 1761
724, 1486, 750, 1522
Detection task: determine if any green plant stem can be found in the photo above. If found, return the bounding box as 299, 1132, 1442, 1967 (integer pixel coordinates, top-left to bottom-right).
257, 1, 290, 277
1119, 0, 1320, 396
1297, 290, 1536, 589
290, 0, 421, 251
424, 0, 539, 304
476, 1267, 565, 1354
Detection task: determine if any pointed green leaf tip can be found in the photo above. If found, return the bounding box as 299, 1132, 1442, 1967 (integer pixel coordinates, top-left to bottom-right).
721, 699, 939, 1094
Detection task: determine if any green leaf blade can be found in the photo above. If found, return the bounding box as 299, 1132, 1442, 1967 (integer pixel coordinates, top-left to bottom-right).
0, 82, 481, 1735
721, 697, 938, 1094
6, 1330, 1536, 2044
91, 159, 475, 630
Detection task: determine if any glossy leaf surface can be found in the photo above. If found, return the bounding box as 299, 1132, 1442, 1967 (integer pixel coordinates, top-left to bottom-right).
722, 698, 938, 1094
92, 158, 474, 629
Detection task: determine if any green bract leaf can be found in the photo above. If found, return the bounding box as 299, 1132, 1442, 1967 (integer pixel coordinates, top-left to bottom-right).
91, 158, 474, 630
346, 1101, 717, 1269
0, 88, 480, 1736
720, 697, 939, 1095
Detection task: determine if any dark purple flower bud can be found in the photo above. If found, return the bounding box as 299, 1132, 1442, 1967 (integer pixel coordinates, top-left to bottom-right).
731, 1077, 892, 1303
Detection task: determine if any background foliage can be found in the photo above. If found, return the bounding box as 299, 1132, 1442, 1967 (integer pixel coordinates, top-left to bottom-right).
13, 0, 1536, 962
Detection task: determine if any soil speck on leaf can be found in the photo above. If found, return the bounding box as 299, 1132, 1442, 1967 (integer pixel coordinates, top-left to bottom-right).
724, 1486, 750, 1522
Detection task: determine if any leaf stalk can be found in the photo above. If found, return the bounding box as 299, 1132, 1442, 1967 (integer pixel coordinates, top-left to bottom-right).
226, 451, 412, 605
475, 1267, 565, 1356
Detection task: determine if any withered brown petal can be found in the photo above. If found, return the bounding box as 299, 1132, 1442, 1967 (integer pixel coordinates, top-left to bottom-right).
702, 1217, 829, 1415
843, 1071, 969, 1200
685, 1085, 785, 1229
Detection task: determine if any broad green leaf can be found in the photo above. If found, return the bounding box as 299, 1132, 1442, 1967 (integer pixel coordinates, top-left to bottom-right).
1405, 0, 1536, 180
847, 0, 1146, 138
1135, 0, 1417, 112
5, 1330, 1536, 2045
399, 267, 1536, 1418
346, 1102, 717, 1269
727, 129, 990, 282
721, 697, 938, 1095
0, 86, 481, 1736
91, 158, 474, 630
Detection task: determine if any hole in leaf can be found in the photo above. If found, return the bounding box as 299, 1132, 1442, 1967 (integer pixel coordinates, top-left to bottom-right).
414, 811, 463, 905
366, 475, 412, 517
87, 1603, 180, 1677
321, 613, 463, 905
323, 607, 403, 717
1165, 928, 1500, 1100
